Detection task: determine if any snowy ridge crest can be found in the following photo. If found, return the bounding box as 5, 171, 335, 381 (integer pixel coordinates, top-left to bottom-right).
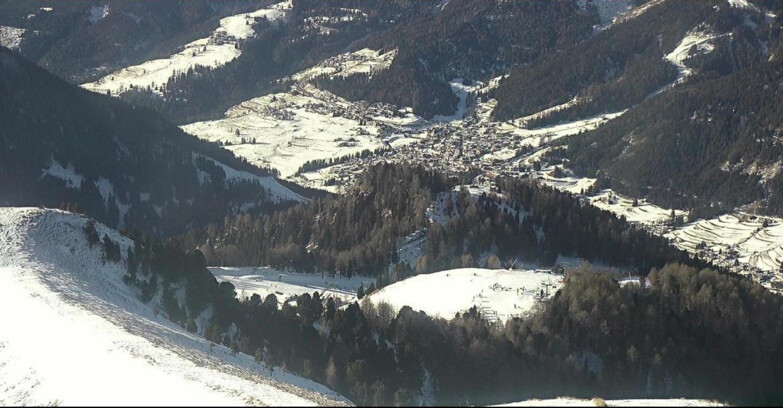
0, 207, 346, 406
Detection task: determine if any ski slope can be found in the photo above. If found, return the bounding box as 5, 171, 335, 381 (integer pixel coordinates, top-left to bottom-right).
365, 268, 563, 323
211, 266, 374, 306
82, 1, 292, 96
0, 207, 347, 406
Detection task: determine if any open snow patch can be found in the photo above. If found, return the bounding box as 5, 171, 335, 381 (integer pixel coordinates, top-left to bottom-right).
41, 159, 84, 189
291, 48, 397, 82
365, 268, 563, 323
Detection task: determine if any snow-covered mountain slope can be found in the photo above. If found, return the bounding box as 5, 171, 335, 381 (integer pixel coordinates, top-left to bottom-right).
1, 46, 303, 236
0, 207, 347, 406
194, 153, 306, 203
365, 268, 563, 323
81, 1, 292, 97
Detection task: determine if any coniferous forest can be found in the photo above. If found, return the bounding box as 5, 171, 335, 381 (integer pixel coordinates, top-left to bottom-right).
179, 163, 700, 279
100, 223, 783, 406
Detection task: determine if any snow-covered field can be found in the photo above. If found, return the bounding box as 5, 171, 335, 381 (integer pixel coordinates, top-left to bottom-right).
365, 268, 563, 323
182, 85, 385, 178
211, 266, 375, 306
0, 207, 347, 406
525, 164, 685, 229
589, 189, 687, 226
495, 397, 723, 407
532, 166, 783, 291
82, 1, 292, 96
291, 48, 397, 82
535, 167, 597, 195
537, 170, 783, 291
506, 111, 626, 146
0, 25, 25, 50
666, 213, 783, 280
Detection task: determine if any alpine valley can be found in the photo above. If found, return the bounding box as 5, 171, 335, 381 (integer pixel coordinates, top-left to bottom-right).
1, 0, 782, 406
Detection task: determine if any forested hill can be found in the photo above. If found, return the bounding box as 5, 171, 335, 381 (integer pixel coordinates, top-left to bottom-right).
118, 0, 444, 124
133, 214, 783, 406
104, 0, 599, 123
491, 0, 781, 124
0, 46, 301, 237
554, 43, 783, 218
179, 163, 701, 282
315, 0, 598, 118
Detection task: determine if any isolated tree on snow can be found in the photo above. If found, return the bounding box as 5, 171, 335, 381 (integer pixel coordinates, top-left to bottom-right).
84, 221, 100, 247
487, 254, 503, 269
325, 297, 336, 321
357, 284, 365, 299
